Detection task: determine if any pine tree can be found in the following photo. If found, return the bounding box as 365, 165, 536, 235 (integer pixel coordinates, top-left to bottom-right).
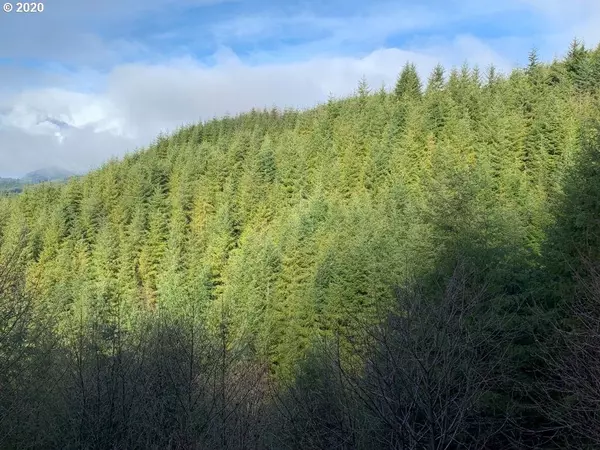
565, 38, 589, 90
426, 64, 445, 93
137, 187, 168, 307
394, 62, 422, 100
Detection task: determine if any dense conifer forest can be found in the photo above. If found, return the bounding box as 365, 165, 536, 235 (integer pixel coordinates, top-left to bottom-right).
1, 40, 600, 449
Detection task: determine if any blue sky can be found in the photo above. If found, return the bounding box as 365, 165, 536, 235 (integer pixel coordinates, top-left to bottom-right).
0, 0, 599, 177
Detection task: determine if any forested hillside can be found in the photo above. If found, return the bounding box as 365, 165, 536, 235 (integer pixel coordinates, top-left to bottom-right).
1, 40, 600, 449
0, 178, 22, 194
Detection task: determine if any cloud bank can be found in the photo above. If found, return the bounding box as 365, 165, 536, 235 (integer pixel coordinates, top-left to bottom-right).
0, 0, 599, 177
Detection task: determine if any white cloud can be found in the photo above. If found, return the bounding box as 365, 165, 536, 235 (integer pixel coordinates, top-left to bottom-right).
511, 0, 600, 48
1, 0, 599, 177
0, 36, 510, 176
0, 0, 234, 67
209, 4, 439, 46
1, 89, 127, 137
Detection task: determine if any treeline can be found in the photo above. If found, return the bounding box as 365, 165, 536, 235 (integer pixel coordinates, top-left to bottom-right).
1, 39, 600, 448
0, 178, 23, 194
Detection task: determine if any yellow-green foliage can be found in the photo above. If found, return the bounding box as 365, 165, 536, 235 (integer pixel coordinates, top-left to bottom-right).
1, 43, 600, 377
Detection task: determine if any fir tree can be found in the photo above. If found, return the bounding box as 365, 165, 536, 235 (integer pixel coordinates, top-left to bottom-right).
394, 62, 422, 100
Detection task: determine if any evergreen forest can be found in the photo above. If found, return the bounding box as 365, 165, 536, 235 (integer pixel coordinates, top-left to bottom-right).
2, 40, 600, 449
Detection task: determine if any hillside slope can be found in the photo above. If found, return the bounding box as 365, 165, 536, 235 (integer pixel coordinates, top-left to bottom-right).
0, 44, 599, 374
1, 41, 600, 449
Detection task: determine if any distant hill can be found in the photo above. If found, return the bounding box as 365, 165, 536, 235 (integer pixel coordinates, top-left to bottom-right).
0, 167, 75, 194
21, 167, 75, 184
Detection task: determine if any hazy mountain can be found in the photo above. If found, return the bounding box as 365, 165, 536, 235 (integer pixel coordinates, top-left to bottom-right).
21, 166, 75, 184
0, 166, 75, 193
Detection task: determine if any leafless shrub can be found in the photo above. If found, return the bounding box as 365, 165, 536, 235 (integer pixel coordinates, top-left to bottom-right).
60, 308, 270, 450
269, 261, 513, 450
269, 338, 366, 450
537, 257, 600, 448
0, 232, 61, 449
339, 262, 512, 450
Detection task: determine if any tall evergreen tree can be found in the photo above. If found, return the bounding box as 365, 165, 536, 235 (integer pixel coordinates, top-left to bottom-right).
394, 62, 422, 100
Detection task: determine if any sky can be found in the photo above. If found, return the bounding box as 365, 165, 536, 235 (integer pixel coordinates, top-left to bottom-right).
0, 0, 599, 177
